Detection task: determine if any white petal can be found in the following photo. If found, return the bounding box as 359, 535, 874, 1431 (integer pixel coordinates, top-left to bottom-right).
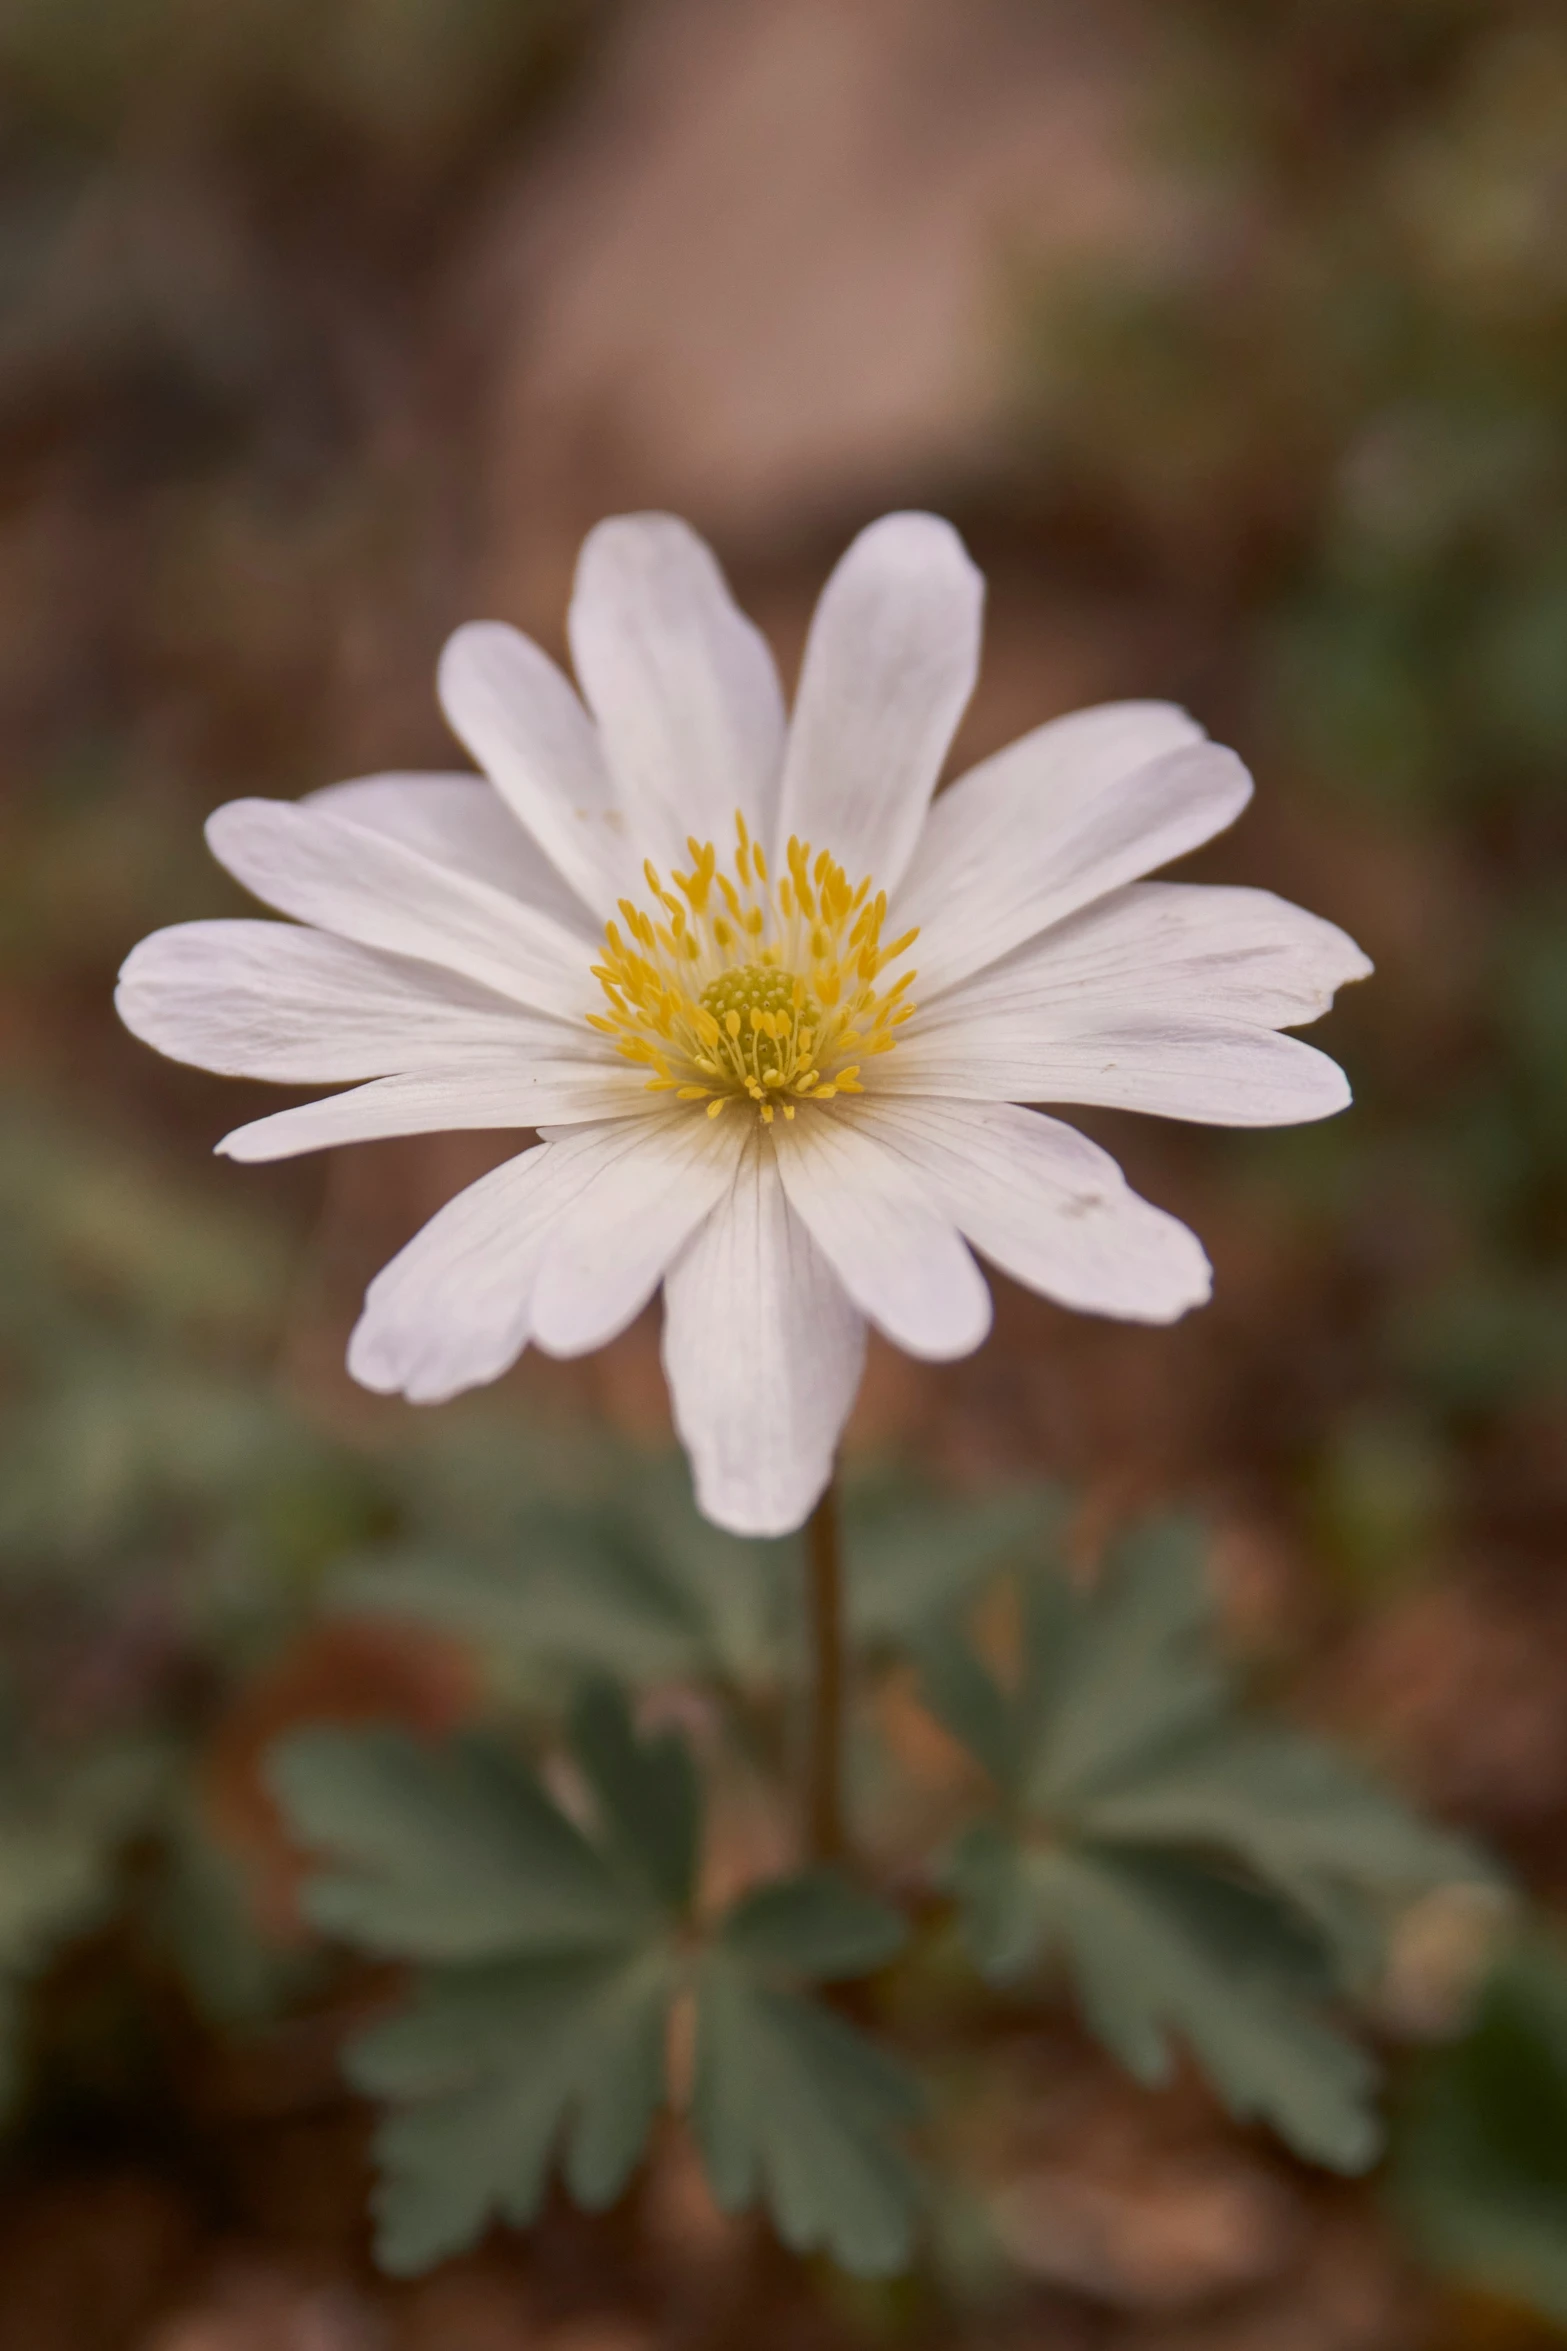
206, 798, 591, 1023
926, 880, 1373, 1034
567, 515, 787, 869
899, 721, 1252, 1000
854, 1098, 1211, 1325
661, 1134, 866, 1538
306, 772, 599, 937
218, 1059, 648, 1163
437, 624, 627, 916
348, 1142, 555, 1403
882, 1018, 1353, 1126
772, 1112, 992, 1360
116, 919, 559, 1081
528, 1110, 743, 1359
349, 1120, 664, 1404
776, 513, 983, 894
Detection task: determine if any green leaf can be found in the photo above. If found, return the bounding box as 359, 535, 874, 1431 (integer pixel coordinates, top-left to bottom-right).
334, 1472, 1061, 1703
719, 1869, 907, 1981
567, 1680, 699, 1913
917, 1640, 1018, 1792
915, 1518, 1221, 1804
278, 1712, 919, 2276
350, 1950, 676, 2274
268, 1726, 649, 1961
1082, 1725, 1480, 1978
277, 1710, 693, 2268
1392, 1937, 1567, 2325
693, 1947, 922, 2276
1022, 1517, 1227, 1804
331, 1470, 793, 1697
329, 1537, 710, 1691
928, 1516, 1482, 1937
845, 1481, 1065, 1648
926, 1511, 1488, 2169
949, 1835, 1379, 2170
939, 1820, 1044, 1985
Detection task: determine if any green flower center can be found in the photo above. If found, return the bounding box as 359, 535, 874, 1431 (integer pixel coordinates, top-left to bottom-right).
698, 964, 822, 1080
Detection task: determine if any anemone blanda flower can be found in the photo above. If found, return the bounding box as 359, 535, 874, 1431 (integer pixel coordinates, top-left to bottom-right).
117, 512, 1369, 1536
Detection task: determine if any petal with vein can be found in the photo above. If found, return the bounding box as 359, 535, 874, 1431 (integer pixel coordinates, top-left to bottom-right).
776, 512, 983, 894
116, 920, 559, 1081
772, 1113, 992, 1361
882, 1018, 1353, 1125
307, 772, 599, 937
926, 880, 1371, 1034
528, 1109, 743, 1359
218, 1059, 648, 1163
348, 1143, 555, 1403
206, 798, 591, 1023
568, 515, 786, 867
661, 1134, 865, 1539
899, 721, 1251, 1000
437, 624, 627, 917
854, 1098, 1211, 1325
348, 1121, 664, 1404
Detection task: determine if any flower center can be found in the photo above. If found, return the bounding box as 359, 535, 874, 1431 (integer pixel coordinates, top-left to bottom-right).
587, 812, 918, 1123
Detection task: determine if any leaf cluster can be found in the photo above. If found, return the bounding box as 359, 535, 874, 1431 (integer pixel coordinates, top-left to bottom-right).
920, 1517, 1485, 2170
270, 1684, 919, 2276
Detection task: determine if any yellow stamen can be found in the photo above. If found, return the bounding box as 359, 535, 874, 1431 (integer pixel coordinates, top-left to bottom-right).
586, 809, 918, 1127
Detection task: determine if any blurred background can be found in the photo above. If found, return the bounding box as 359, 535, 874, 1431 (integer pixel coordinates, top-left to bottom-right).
3, 0, 1567, 2343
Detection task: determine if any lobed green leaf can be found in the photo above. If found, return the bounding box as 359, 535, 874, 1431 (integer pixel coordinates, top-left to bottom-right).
718, 1868, 907, 1982
268, 1726, 647, 1961
277, 1706, 921, 2276
568, 1679, 699, 1913
352, 1949, 676, 2273
926, 1511, 1490, 2169
951, 1833, 1379, 2169
692, 1949, 922, 2276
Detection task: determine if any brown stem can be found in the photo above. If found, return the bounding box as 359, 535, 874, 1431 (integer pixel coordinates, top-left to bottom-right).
804, 1477, 846, 1863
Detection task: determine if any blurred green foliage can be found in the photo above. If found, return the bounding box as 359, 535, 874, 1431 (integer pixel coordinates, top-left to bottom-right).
0, 1085, 715, 2118
1395, 1937, 1567, 2325
272, 1508, 1480, 2281
1011, 6, 1567, 2315
0, 0, 1561, 2322
0, 0, 612, 2148
1, 0, 595, 169
1015, 0, 1567, 1561
0, 1092, 329, 2109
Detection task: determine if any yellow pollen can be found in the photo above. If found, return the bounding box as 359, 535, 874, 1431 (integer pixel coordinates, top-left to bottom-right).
588, 810, 918, 1124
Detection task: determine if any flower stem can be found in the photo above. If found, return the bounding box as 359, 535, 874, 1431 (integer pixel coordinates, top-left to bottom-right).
804, 1477, 846, 1863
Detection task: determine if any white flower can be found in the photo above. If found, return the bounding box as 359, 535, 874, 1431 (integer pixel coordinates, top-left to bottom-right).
117, 513, 1370, 1536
